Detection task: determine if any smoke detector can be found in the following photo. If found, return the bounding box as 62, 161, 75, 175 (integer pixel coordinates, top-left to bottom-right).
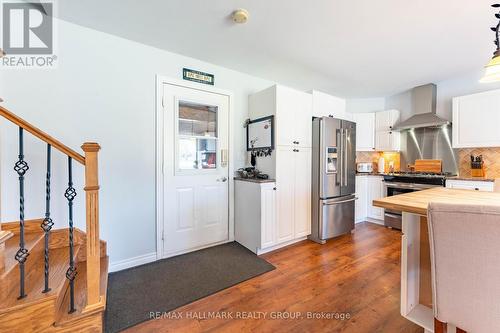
232, 9, 249, 24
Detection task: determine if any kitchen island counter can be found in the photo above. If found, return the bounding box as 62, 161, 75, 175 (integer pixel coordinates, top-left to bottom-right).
373, 187, 500, 215
373, 187, 500, 333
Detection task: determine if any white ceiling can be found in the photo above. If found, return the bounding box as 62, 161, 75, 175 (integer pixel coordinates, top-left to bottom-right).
56, 0, 496, 97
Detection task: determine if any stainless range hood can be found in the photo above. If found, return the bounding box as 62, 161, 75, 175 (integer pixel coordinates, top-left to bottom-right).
393, 84, 450, 131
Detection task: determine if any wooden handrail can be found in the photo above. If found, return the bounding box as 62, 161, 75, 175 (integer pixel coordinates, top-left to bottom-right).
0, 105, 85, 165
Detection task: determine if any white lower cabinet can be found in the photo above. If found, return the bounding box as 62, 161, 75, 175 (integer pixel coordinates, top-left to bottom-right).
235, 147, 311, 255
367, 176, 385, 219
235, 180, 277, 253
293, 148, 313, 238
276, 146, 312, 242
355, 176, 368, 223
445, 179, 494, 192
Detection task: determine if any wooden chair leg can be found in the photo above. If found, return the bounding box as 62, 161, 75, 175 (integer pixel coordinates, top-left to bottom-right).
457, 328, 467, 333
434, 318, 447, 333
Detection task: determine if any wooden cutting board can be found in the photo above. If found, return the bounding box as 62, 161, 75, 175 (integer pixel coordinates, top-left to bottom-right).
414, 159, 442, 173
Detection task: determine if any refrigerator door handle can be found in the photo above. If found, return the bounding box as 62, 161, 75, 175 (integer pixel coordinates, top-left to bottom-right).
336, 128, 342, 186
344, 128, 349, 187
322, 197, 358, 205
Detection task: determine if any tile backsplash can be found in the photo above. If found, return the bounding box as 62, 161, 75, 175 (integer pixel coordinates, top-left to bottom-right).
356, 152, 401, 173
458, 147, 500, 178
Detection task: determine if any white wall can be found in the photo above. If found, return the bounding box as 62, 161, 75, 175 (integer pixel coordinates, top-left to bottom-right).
0, 19, 273, 268
346, 98, 385, 113
385, 69, 500, 121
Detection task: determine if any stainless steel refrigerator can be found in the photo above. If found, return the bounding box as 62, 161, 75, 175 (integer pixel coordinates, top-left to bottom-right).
309, 117, 356, 244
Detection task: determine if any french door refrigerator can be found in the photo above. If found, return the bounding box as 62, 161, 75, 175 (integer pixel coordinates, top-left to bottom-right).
309, 117, 356, 244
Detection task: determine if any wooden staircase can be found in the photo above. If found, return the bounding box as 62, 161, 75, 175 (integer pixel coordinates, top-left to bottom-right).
0, 106, 108, 333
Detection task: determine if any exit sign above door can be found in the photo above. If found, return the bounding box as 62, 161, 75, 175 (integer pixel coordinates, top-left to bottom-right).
182, 68, 214, 85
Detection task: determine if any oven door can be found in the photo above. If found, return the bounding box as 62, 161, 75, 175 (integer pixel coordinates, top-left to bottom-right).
383, 183, 416, 230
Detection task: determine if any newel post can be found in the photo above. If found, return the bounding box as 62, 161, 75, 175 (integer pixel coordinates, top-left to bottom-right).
81, 142, 103, 312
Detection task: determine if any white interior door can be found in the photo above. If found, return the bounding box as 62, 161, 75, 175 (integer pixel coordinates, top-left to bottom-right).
163, 83, 229, 257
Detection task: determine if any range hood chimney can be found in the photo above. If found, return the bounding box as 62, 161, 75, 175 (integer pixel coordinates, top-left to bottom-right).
393, 83, 450, 131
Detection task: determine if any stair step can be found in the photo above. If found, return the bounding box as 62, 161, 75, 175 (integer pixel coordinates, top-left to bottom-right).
0, 244, 81, 315
2, 231, 45, 278
55, 256, 109, 327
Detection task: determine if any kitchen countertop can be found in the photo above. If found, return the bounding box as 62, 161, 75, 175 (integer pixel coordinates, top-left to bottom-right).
234, 177, 276, 183
373, 187, 500, 215
446, 176, 496, 182
356, 172, 384, 176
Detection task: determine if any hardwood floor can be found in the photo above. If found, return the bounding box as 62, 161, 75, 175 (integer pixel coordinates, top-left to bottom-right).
124, 222, 423, 333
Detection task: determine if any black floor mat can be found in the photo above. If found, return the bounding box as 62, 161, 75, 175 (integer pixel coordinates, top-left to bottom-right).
105, 242, 275, 332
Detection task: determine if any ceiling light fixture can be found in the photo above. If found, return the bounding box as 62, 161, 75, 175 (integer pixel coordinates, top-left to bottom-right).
232, 9, 249, 24
481, 4, 500, 83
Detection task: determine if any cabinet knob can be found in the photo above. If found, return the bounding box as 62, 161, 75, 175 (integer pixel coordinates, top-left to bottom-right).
296, 141, 300, 145
273, 187, 276, 190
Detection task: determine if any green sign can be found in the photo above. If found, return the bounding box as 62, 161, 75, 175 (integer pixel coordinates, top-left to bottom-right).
182, 68, 214, 85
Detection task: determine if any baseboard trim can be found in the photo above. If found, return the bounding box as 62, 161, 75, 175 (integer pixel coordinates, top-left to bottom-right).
257, 236, 308, 255
366, 217, 385, 226
109, 252, 157, 272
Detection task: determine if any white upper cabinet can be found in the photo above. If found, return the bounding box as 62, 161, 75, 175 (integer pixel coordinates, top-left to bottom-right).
452, 89, 500, 148
311, 90, 352, 120
375, 130, 400, 152
352, 113, 375, 151
375, 109, 400, 131
249, 85, 312, 148
375, 109, 400, 151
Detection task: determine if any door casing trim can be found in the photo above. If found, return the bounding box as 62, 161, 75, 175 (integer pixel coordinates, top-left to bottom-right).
155, 75, 235, 260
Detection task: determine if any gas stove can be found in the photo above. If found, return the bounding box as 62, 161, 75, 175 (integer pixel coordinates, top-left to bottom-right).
382, 171, 456, 230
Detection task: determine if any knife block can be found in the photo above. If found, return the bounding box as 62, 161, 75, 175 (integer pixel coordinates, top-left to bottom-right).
471, 164, 485, 178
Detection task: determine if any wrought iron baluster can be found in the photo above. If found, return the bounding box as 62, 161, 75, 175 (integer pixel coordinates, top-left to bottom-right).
65, 157, 77, 313
41, 144, 53, 293
14, 127, 29, 299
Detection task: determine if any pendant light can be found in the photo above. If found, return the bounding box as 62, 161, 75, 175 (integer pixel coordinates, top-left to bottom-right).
481, 4, 500, 83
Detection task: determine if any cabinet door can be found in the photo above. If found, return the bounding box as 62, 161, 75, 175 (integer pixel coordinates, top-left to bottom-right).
375, 109, 400, 131
375, 131, 391, 151
275, 146, 295, 243
353, 113, 375, 151
294, 147, 312, 238
294, 92, 313, 148
355, 176, 368, 222
367, 177, 384, 220
312, 90, 347, 119
276, 86, 312, 147
375, 131, 400, 151
276, 86, 300, 147
452, 90, 500, 148
261, 184, 277, 248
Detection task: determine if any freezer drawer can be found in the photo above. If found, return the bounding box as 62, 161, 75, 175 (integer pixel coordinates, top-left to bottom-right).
319, 195, 356, 239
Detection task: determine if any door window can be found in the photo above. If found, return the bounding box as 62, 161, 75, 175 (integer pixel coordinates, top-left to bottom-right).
177, 101, 218, 171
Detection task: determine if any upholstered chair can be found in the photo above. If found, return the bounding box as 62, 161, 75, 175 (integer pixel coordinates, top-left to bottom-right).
427, 202, 500, 333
